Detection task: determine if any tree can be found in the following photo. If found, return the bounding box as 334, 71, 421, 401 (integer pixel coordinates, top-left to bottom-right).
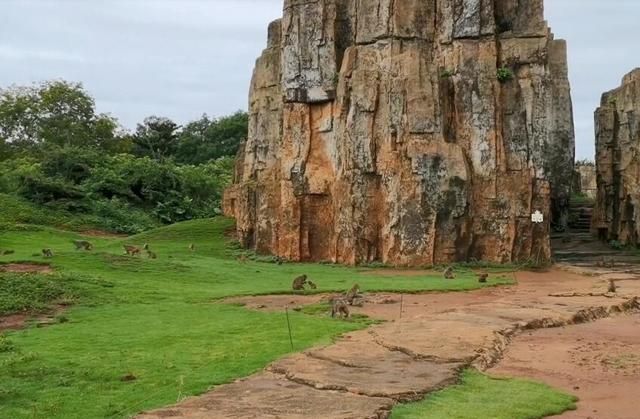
132, 116, 180, 162
0, 80, 120, 152
176, 111, 248, 164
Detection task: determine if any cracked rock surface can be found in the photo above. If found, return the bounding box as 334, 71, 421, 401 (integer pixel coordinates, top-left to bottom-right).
138, 270, 640, 419
224, 0, 576, 266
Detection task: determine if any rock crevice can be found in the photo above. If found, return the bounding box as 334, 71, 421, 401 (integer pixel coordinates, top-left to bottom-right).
225, 0, 575, 266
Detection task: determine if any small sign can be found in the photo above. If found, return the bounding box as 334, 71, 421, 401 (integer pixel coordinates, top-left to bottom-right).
531, 210, 544, 224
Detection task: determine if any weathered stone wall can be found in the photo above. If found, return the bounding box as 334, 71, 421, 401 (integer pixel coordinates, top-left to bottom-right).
225, 0, 575, 266
574, 164, 597, 200
593, 69, 640, 244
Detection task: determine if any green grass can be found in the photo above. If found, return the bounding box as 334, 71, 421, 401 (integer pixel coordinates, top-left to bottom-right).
0, 217, 515, 419
391, 370, 577, 419
0, 272, 100, 316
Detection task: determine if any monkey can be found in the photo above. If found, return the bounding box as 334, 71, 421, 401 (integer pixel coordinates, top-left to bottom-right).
123, 245, 142, 256
596, 257, 606, 268
72, 240, 93, 251
605, 258, 616, 269
143, 243, 150, 251
146, 250, 157, 259
608, 279, 618, 294
292, 274, 308, 291
307, 280, 317, 290
275, 256, 284, 265
238, 255, 248, 263
42, 248, 54, 258
331, 297, 350, 319
443, 266, 455, 280
189, 244, 195, 252
478, 273, 489, 283
344, 284, 362, 306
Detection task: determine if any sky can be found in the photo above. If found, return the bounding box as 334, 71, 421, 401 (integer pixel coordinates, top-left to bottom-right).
0, 1, 638, 160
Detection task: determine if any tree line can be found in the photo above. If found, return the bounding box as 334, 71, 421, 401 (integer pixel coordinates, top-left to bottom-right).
0, 80, 247, 233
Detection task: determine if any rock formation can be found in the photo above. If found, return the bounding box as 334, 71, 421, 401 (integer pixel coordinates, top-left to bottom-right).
593, 69, 640, 244
574, 163, 597, 200
224, 0, 575, 266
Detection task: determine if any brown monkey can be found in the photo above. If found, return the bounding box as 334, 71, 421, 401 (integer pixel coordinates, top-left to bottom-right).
72, 240, 93, 251
307, 280, 317, 290
344, 284, 362, 305
42, 248, 54, 258
292, 274, 308, 291
608, 279, 618, 294
123, 245, 142, 256
331, 297, 350, 319
478, 273, 489, 283
444, 266, 455, 280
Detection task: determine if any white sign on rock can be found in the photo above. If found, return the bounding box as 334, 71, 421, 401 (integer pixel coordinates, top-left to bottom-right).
531, 211, 544, 224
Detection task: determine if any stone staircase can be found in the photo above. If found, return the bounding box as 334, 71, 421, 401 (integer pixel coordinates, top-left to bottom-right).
553, 199, 640, 270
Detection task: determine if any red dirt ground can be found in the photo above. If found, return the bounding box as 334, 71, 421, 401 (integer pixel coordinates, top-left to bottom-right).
491, 315, 640, 419
0, 263, 53, 274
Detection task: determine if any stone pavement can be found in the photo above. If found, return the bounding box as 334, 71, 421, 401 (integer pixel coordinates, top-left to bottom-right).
138, 270, 640, 419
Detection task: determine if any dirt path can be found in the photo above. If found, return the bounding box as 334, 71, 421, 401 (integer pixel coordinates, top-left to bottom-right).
138, 269, 640, 419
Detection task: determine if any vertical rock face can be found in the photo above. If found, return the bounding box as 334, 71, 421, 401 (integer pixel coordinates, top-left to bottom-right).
574, 164, 597, 200
225, 0, 575, 266
593, 69, 640, 244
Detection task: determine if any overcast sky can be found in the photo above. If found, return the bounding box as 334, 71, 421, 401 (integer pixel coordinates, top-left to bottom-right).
0, 1, 638, 159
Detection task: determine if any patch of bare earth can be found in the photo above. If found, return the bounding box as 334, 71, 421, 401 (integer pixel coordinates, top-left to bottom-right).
0, 305, 67, 332
0, 263, 53, 274
138, 269, 640, 419
490, 315, 640, 419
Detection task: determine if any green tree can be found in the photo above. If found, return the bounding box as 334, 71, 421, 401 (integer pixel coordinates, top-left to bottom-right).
176, 111, 248, 164
0, 80, 120, 153
132, 116, 180, 161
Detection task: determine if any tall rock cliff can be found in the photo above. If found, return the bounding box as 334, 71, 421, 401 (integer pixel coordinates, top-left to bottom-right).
593, 69, 640, 244
224, 0, 575, 266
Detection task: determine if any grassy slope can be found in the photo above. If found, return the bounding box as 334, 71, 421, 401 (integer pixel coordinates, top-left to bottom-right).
392, 370, 577, 419
0, 218, 568, 419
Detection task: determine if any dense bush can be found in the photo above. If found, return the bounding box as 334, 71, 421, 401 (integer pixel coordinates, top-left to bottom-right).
0, 79, 244, 232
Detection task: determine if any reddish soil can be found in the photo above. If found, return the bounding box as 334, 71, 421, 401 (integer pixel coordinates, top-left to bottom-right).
490, 315, 640, 419
0, 263, 53, 274
141, 269, 640, 419
0, 305, 67, 332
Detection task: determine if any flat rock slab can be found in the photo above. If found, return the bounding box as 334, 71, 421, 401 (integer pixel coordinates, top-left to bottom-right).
271, 337, 461, 400
137, 372, 393, 419
370, 316, 504, 362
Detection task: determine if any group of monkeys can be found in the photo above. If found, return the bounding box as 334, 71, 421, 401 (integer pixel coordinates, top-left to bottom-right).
291, 274, 362, 319
38, 240, 198, 259
291, 267, 490, 320
444, 266, 490, 283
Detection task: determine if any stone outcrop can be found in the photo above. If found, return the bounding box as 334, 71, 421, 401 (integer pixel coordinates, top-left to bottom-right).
574, 163, 597, 200
593, 69, 640, 244
225, 0, 575, 266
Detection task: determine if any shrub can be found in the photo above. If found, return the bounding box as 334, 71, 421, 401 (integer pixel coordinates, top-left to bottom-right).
497, 67, 515, 83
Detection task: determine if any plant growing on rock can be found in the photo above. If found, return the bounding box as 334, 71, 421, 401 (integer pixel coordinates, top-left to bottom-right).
440, 69, 455, 79
497, 67, 515, 83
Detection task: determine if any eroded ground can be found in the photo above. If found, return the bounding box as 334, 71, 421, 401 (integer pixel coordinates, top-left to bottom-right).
139, 269, 640, 418
491, 315, 640, 419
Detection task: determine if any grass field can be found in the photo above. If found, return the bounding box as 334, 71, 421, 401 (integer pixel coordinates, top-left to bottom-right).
0, 217, 572, 419
392, 370, 577, 419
